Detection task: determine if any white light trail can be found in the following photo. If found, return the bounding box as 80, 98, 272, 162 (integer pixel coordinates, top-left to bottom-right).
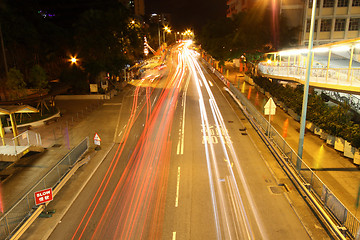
180, 45, 268, 239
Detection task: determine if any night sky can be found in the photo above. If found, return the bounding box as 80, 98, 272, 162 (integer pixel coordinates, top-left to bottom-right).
144, 0, 226, 31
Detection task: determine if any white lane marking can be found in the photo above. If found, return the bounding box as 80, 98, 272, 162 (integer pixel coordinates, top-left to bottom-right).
175, 166, 181, 207
103, 103, 122, 105
176, 141, 180, 155
118, 130, 123, 137
209, 81, 213, 86
177, 73, 190, 155
172, 232, 176, 240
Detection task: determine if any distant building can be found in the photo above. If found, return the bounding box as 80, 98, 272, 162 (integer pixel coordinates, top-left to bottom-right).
227, 0, 360, 46
226, 0, 251, 17
149, 13, 171, 26
119, 0, 145, 16
302, 0, 360, 46
226, 0, 303, 29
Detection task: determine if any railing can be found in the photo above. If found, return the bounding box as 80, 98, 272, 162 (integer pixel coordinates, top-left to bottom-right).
0, 137, 89, 240
202, 57, 360, 239
320, 90, 360, 113
8, 131, 42, 154
258, 62, 360, 87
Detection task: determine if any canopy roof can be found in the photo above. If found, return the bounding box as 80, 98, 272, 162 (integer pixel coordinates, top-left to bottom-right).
0, 105, 38, 115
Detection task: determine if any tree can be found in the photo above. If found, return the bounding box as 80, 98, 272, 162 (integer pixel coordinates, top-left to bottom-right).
29, 65, 48, 89
7, 67, 25, 90
73, 5, 141, 81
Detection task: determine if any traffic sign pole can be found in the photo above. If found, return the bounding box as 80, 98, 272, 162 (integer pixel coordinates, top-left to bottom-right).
264, 97, 276, 136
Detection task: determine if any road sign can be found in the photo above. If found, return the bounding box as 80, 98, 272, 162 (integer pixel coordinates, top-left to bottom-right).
34, 188, 53, 205
264, 97, 276, 115
94, 133, 101, 146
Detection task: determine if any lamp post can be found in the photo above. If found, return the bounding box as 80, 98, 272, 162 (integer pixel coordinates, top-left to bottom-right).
163, 26, 168, 43
297, 0, 317, 171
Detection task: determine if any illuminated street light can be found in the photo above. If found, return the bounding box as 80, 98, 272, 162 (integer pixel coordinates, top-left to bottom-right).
163, 26, 171, 43
69, 55, 78, 65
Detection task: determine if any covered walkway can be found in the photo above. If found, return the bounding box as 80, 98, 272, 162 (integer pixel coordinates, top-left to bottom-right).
258, 38, 360, 94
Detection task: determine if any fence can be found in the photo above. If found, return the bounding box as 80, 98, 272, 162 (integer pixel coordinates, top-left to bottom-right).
202, 57, 360, 239
0, 137, 89, 240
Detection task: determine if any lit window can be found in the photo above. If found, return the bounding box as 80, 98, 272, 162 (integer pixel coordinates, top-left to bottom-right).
338, 0, 349, 7
334, 19, 346, 31
323, 0, 335, 7
353, 0, 360, 6
349, 18, 360, 31
320, 19, 332, 32
306, 19, 318, 32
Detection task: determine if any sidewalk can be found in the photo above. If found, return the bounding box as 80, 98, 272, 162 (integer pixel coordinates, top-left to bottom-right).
0, 94, 123, 218
221, 60, 360, 217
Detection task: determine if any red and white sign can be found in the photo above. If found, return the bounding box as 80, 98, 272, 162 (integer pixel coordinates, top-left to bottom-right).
94, 133, 101, 146
34, 188, 53, 205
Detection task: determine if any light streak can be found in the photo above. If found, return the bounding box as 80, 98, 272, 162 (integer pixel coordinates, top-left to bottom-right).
183, 45, 267, 239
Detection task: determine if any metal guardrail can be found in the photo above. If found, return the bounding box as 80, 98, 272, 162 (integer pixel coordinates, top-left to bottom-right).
0, 137, 89, 240
202, 58, 360, 239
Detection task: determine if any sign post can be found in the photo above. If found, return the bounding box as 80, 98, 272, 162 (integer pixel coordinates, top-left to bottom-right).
34, 188, 53, 205
264, 97, 276, 136
94, 133, 101, 150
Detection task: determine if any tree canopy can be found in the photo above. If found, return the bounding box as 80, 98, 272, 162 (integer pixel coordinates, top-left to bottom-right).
0, 0, 144, 94
197, 9, 299, 61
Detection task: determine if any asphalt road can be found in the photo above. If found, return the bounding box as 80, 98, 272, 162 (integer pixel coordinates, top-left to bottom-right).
47, 43, 312, 239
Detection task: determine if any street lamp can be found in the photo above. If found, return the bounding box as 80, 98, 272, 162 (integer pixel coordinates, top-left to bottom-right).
297, 0, 317, 170
69, 55, 78, 65
163, 26, 171, 43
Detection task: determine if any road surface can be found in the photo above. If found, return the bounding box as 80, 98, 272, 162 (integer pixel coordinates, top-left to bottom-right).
47, 42, 312, 239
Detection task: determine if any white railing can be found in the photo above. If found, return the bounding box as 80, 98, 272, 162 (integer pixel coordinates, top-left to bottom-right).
9, 130, 42, 154
258, 62, 360, 88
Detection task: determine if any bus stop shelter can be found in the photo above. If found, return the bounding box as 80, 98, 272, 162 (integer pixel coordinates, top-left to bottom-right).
0, 105, 38, 145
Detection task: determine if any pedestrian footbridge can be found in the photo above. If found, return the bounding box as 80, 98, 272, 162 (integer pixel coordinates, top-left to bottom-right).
258, 38, 360, 94
0, 130, 44, 162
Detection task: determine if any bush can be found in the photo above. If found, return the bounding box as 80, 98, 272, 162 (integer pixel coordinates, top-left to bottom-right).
29, 65, 48, 89
7, 68, 26, 90
60, 66, 89, 94
253, 75, 360, 148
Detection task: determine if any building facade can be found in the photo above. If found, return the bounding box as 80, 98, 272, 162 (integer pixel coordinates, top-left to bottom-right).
119, 0, 145, 16
302, 0, 360, 46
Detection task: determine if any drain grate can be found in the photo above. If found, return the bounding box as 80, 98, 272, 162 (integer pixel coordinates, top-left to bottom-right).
268, 184, 290, 195
269, 186, 285, 195
52, 144, 62, 148
228, 120, 234, 123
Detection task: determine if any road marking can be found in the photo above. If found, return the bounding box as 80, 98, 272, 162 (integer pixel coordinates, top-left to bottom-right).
118, 130, 123, 137
172, 232, 176, 240
176, 141, 180, 155
209, 81, 213, 86
103, 103, 122, 106
175, 166, 181, 207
